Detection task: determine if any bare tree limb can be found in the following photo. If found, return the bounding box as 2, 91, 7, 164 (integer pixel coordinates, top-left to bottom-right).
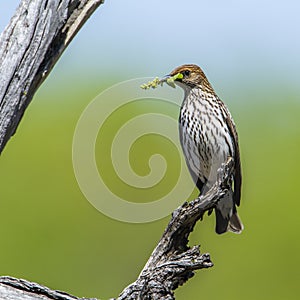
117, 158, 233, 299
0, 276, 97, 300
0, 0, 105, 154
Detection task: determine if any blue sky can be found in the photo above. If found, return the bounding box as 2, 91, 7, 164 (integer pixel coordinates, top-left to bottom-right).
0, 1, 299, 90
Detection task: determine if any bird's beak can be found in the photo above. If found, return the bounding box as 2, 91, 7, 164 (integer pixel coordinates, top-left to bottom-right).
159, 72, 183, 88
159, 74, 172, 83
161, 74, 177, 88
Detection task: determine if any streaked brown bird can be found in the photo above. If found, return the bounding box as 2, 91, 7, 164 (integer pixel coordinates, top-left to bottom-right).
166, 64, 243, 234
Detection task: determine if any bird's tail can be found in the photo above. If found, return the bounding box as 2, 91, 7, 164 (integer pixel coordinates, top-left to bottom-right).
215, 196, 243, 234
228, 212, 244, 233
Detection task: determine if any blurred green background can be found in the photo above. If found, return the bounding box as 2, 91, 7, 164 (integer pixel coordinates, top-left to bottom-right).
0, 1, 299, 300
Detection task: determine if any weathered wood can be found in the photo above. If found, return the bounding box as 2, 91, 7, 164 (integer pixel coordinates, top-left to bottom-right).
117, 158, 233, 299
0, 0, 104, 154
0, 276, 97, 300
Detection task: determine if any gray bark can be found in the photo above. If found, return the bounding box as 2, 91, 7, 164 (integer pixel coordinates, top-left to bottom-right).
117, 158, 233, 299
0, 276, 96, 300
0, 0, 104, 154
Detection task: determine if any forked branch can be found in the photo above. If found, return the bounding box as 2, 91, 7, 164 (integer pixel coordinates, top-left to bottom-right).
117, 158, 233, 300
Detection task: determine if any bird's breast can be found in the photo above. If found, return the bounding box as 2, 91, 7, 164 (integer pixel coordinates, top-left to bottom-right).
179, 95, 234, 184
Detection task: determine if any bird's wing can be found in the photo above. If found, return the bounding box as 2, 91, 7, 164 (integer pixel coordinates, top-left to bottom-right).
225, 113, 242, 207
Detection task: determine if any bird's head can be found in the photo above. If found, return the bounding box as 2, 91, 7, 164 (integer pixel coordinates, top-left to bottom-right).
164, 64, 211, 90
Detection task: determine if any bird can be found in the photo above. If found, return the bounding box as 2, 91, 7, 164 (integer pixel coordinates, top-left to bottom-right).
165, 64, 243, 234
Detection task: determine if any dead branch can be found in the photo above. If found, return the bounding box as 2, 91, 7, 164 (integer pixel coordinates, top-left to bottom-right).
117, 158, 233, 299
0, 0, 104, 154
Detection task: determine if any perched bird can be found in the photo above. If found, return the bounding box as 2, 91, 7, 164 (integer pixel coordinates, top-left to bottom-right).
166, 64, 243, 234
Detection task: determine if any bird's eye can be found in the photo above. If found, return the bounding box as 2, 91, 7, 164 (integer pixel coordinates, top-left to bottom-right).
183, 70, 190, 77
